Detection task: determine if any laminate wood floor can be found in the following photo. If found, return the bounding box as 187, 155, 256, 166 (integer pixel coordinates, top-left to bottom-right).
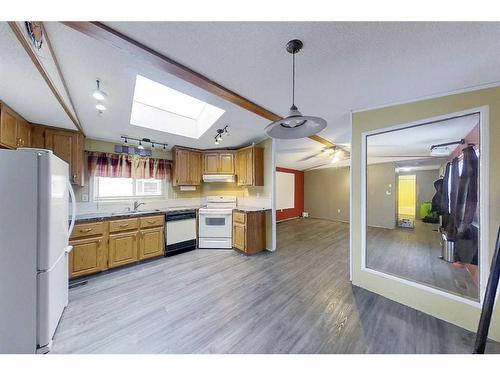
366, 221, 478, 300
51, 218, 499, 354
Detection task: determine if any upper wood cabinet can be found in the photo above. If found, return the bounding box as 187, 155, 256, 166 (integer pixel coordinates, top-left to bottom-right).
44, 128, 84, 186
172, 147, 202, 186
0, 103, 31, 149
202, 151, 235, 174
235, 146, 264, 186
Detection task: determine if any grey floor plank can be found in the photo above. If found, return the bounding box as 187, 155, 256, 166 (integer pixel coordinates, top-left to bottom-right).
51, 218, 499, 354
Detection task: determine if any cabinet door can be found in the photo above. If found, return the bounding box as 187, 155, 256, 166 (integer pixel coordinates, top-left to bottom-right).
236, 150, 247, 185
108, 231, 138, 268
30, 125, 46, 149
245, 148, 254, 185
203, 152, 219, 174
219, 153, 234, 174
72, 133, 84, 186
16, 118, 31, 148
45, 129, 74, 165
69, 236, 107, 278
139, 227, 164, 259
0, 106, 18, 148
173, 148, 190, 185
189, 151, 202, 185
233, 223, 246, 251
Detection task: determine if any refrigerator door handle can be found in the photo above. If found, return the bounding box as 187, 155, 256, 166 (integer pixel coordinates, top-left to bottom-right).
67, 181, 76, 239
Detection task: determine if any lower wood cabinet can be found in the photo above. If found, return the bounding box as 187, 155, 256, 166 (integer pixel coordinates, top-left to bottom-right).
139, 226, 164, 260
69, 236, 107, 278
232, 210, 266, 255
108, 231, 139, 268
70, 214, 166, 278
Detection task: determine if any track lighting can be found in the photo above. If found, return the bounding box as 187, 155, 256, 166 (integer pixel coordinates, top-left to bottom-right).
92, 80, 107, 101
214, 125, 229, 145
119, 136, 168, 152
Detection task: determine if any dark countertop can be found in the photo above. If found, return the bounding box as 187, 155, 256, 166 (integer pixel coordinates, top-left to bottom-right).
234, 206, 272, 213
73, 206, 200, 223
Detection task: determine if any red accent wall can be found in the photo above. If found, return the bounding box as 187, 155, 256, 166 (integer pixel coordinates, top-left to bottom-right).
276, 167, 304, 222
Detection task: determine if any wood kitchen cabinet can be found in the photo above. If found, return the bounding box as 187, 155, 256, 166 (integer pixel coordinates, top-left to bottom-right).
202, 151, 234, 174
232, 210, 266, 255
45, 128, 84, 186
139, 215, 165, 259
235, 146, 264, 186
108, 231, 139, 268
0, 102, 31, 149
172, 146, 202, 186
69, 236, 108, 278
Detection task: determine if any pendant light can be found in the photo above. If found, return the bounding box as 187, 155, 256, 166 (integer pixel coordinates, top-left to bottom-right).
265, 39, 327, 139
92, 80, 107, 101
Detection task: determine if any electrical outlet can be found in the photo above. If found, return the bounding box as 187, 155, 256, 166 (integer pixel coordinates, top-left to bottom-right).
81, 194, 89, 202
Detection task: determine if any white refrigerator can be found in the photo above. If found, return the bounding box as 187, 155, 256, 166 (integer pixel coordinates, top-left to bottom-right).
0, 148, 76, 353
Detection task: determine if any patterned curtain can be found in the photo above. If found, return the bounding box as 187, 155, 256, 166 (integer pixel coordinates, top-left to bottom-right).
87, 152, 171, 181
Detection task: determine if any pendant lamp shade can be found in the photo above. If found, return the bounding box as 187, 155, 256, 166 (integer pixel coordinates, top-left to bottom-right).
265, 39, 327, 139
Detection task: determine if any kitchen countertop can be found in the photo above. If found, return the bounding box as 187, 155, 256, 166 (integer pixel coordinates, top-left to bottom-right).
234, 206, 272, 212
73, 206, 201, 223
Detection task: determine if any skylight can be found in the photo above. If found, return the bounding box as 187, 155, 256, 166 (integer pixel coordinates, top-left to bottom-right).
130, 75, 225, 139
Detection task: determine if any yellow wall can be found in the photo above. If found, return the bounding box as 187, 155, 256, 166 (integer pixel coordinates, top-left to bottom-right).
351, 86, 500, 340
398, 175, 416, 219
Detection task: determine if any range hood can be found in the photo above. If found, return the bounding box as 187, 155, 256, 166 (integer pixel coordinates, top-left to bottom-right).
202, 174, 235, 183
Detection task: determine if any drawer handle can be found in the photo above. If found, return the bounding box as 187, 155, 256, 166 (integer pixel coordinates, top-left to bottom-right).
147, 220, 156, 224
119, 223, 129, 227
80, 228, 93, 232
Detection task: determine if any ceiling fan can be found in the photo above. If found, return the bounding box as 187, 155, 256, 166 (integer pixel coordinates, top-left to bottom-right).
298, 144, 350, 162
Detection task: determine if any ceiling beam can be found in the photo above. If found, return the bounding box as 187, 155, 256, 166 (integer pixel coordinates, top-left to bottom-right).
60, 21, 336, 147
8, 22, 85, 135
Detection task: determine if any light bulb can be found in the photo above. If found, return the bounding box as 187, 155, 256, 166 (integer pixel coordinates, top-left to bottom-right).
96, 103, 106, 111
215, 138, 219, 145
92, 90, 107, 101
137, 141, 144, 150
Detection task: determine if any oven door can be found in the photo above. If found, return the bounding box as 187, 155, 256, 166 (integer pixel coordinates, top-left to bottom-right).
199, 212, 232, 238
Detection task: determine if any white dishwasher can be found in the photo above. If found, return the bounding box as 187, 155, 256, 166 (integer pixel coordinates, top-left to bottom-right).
165, 210, 197, 256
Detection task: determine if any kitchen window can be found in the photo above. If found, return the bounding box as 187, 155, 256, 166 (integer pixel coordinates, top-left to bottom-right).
93, 176, 166, 200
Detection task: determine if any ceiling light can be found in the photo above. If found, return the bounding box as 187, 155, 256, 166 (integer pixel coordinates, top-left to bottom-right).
95, 103, 106, 111
92, 80, 107, 101
215, 138, 220, 145
265, 39, 327, 139
137, 140, 144, 150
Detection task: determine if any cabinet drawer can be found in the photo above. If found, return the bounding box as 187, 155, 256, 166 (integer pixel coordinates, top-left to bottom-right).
109, 217, 139, 232
233, 211, 246, 224
140, 215, 165, 229
71, 221, 106, 239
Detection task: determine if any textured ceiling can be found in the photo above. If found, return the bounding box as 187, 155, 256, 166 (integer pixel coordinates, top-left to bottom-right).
2, 22, 500, 169
104, 22, 500, 169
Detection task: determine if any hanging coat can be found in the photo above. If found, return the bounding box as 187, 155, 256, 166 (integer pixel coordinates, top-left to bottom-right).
456, 146, 479, 236
445, 157, 460, 241
431, 178, 444, 214
440, 162, 451, 230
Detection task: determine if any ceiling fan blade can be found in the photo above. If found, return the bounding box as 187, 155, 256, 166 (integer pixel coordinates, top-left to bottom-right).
297, 152, 322, 162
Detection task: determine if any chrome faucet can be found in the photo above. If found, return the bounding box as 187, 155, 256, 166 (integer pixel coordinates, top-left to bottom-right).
133, 201, 146, 211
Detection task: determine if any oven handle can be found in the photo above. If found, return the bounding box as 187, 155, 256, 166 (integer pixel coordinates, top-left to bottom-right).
200, 214, 231, 218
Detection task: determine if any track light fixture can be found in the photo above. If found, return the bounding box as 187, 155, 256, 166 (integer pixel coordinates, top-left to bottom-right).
214, 125, 229, 145
120, 136, 168, 151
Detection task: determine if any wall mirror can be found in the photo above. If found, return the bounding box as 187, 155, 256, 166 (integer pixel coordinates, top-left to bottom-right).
364, 112, 483, 301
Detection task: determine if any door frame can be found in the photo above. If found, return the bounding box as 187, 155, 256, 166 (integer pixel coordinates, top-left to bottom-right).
358, 105, 489, 306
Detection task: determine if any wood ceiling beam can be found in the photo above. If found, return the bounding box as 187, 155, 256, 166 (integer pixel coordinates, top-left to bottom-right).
8, 22, 85, 136
60, 21, 335, 147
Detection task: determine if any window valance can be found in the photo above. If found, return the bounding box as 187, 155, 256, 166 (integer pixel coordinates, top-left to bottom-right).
87, 151, 172, 181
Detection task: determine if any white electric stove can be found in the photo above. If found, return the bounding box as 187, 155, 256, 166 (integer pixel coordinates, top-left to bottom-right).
198, 196, 236, 249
